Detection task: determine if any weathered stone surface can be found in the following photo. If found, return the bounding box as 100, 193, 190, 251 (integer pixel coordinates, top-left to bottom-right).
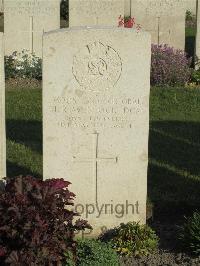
4, 0, 60, 57
124, 0, 131, 17
126, 0, 196, 20
43, 27, 151, 235
131, 0, 186, 49
196, 0, 200, 65
69, 0, 124, 26
0, 33, 6, 179
185, 0, 196, 14
0, 0, 3, 12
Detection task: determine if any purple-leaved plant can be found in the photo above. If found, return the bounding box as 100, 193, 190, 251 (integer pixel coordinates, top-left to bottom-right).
151, 44, 191, 86
0, 176, 91, 265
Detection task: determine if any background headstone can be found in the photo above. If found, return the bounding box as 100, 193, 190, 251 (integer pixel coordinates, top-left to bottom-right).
43, 27, 151, 235
124, 0, 131, 17
0, 33, 6, 179
0, 0, 3, 12
69, 0, 124, 27
131, 0, 186, 49
4, 0, 60, 57
185, 0, 196, 14
126, 0, 197, 16
196, 0, 200, 66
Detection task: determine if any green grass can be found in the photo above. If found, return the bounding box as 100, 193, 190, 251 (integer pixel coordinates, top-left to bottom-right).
6, 86, 200, 217
6, 88, 42, 177
149, 87, 200, 217
185, 27, 196, 38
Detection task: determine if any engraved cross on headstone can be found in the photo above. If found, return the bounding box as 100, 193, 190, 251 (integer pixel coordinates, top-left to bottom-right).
73, 132, 118, 204
147, 16, 170, 45
21, 16, 44, 54
29, 16, 34, 54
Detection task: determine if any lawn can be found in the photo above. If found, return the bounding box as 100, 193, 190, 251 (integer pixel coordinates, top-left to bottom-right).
6, 85, 200, 218
149, 87, 200, 217
6, 87, 42, 178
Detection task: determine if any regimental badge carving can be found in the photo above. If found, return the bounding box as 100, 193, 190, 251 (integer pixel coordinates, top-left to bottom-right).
72, 41, 122, 91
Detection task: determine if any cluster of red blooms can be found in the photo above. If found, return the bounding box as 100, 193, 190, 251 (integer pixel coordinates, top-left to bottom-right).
118, 15, 141, 31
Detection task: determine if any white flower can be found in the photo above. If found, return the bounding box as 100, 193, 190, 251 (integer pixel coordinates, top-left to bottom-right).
16, 66, 24, 70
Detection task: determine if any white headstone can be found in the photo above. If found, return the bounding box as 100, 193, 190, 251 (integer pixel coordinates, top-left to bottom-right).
0, 33, 6, 179
43, 27, 151, 235
4, 0, 60, 57
124, 0, 131, 17
69, 0, 124, 27
185, 0, 196, 14
131, 0, 186, 50
0, 0, 3, 12
196, 0, 200, 65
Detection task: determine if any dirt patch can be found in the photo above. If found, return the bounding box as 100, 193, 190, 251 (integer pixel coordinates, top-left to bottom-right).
6, 78, 42, 90
120, 250, 200, 266
120, 219, 200, 265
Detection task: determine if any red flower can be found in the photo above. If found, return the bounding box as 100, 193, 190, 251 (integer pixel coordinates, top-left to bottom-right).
118, 16, 136, 29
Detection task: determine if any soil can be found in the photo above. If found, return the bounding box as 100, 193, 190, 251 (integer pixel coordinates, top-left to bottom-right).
121, 250, 200, 266
120, 219, 200, 266
6, 78, 41, 90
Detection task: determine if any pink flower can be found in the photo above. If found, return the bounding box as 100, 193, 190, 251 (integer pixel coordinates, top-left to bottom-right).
136, 24, 142, 32
118, 15, 137, 29
118, 20, 124, 27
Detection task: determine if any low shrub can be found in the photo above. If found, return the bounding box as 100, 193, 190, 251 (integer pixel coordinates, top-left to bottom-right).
65, 239, 120, 266
101, 221, 158, 257
186, 10, 196, 28
191, 60, 200, 85
0, 176, 91, 265
178, 211, 200, 255
5, 50, 42, 80
191, 68, 200, 85
151, 44, 191, 86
